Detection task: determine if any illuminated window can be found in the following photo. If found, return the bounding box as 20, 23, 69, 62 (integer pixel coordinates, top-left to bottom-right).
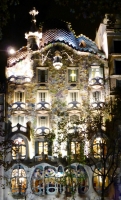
93, 137, 107, 158
11, 165, 27, 195
38, 116, 49, 127
12, 138, 26, 160
68, 69, 78, 82
71, 142, 80, 155
15, 91, 24, 102
77, 165, 89, 194
93, 168, 109, 193
38, 142, 48, 155
37, 69, 48, 82
89, 66, 103, 80
31, 165, 58, 195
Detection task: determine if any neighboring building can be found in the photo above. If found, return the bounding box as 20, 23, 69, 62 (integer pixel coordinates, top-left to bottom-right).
2, 8, 121, 200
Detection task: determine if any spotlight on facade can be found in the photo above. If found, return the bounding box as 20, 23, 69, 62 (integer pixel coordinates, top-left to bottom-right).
53, 51, 63, 70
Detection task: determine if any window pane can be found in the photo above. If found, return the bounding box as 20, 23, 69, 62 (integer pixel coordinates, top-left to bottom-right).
115, 60, 121, 74
12, 138, 26, 160
114, 41, 121, 53
70, 92, 78, 101
38, 70, 48, 82
38, 116, 48, 127
15, 92, 24, 102
68, 69, 78, 82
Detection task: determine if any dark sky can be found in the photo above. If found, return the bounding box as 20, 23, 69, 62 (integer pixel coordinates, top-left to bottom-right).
0, 0, 102, 82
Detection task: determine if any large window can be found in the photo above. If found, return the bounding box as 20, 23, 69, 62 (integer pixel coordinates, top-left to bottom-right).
14, 91, 24, 102
31, 165, 60, 195
93, 168, 109, 193
68, 69, 78, 83
93, 137, 107, 158
35, 141, 48, 156
12, 137, 26, 160
11, 165, 27, 195
37, 69, 48, 83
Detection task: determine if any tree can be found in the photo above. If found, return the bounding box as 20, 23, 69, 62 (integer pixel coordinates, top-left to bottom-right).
0, 0, 19, 39
54, 0, 121, 22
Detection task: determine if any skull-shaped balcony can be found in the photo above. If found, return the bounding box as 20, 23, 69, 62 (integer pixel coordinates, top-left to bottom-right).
12, 123, 27, 133
35, 126, 50, 137
89, 77, 104, 89
11, 102, 26, 114
91, 101, 105, 109
67, 101, 81, 113
8, 76, 31, 85
91, 91, 105, 109
35, 101, 50, 113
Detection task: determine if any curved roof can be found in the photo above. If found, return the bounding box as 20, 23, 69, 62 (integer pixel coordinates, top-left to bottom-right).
40, 19, 105, 58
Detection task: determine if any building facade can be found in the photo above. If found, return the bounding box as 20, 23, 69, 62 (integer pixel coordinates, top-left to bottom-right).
1, 9, 121, 200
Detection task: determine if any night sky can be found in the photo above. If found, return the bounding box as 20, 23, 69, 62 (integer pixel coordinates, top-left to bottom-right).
0, 0, 102, 82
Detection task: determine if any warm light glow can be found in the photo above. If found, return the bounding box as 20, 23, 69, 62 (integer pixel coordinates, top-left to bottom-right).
7, 47, 16, 55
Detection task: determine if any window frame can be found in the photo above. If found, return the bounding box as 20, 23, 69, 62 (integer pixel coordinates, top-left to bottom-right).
37, 67, 48, 83
14, 90, 25, 102
12, 137, 26, 160
68, 68, 79, 83
37, 115, 49, 128
68, 90, 80, 103
114, 59, 121, 75
12, 115, 25, 126
89, 65, 103, 80
37, 90, 49, 103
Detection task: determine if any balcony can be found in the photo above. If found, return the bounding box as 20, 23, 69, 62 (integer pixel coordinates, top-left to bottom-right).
91, 101, 105, 109
11, 102, 26, 114
12, 123, 27, 133
89, 77, 104, 89
8, 76, 31, 85
35, 102, 50, 113
67, 101, 81, 113
35, 126, 50, 136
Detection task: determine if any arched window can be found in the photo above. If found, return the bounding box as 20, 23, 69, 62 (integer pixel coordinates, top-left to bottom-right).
65, 165, 77, 197
11, 165, 27, 196
93, 168, 109, 193
31, 165, 64, 196
12, 137, 26, 160
93, 137, 107, 158
77, 165, 89, 194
